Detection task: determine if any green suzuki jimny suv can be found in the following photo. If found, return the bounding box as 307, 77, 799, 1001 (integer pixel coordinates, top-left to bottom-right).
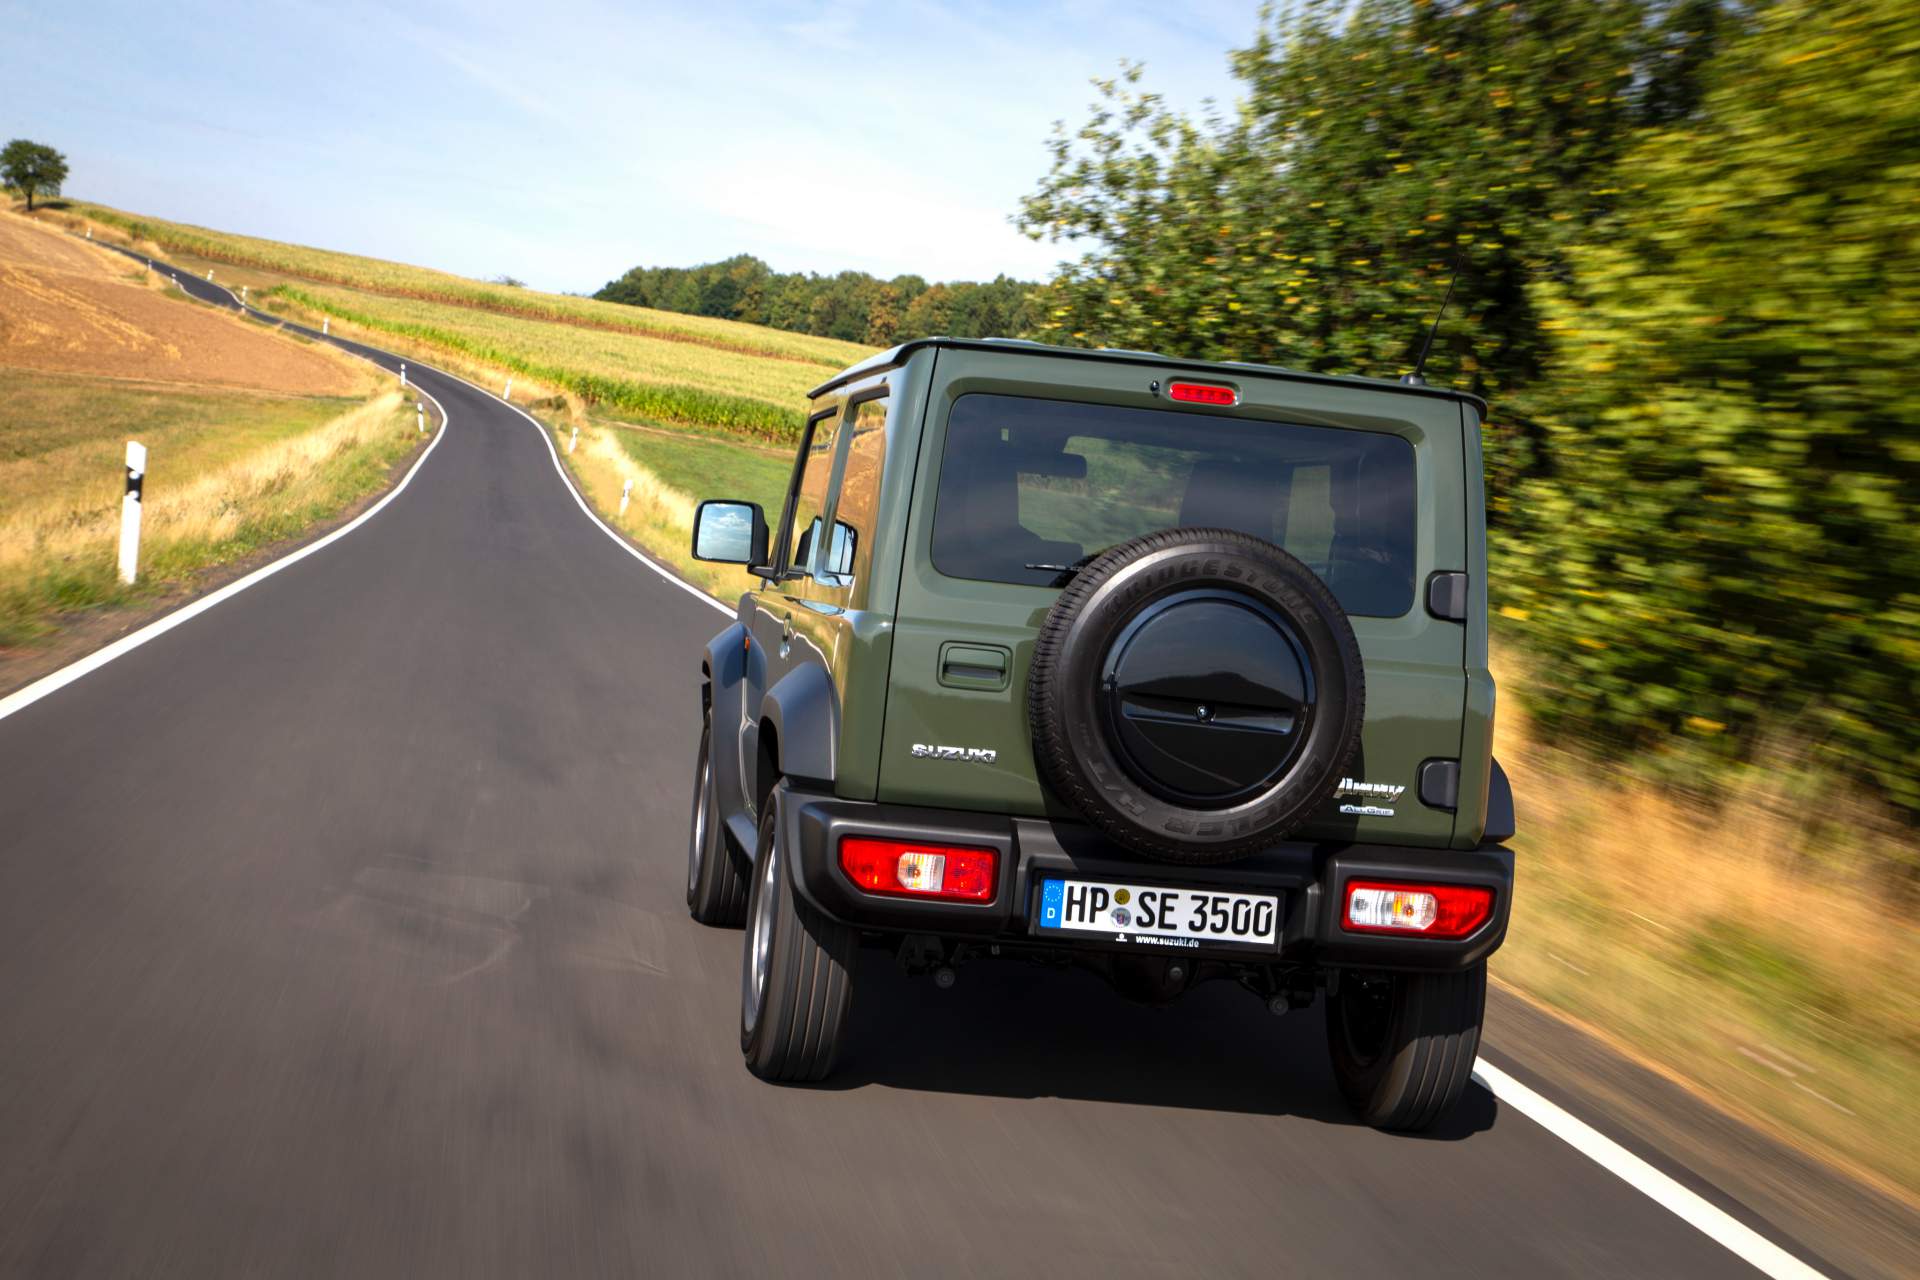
685, 337, 1515, 1131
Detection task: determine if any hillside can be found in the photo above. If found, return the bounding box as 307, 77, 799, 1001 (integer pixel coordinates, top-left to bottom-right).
54, 202, 879, 445
30, 202, 875, 599
0, 207, 419, 653
0, 208, 359, 394
64, 202, 873, 367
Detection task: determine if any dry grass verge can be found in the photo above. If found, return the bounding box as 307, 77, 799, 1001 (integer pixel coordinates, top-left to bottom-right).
1, 378, 422, 645
535, 413, 768, 604
1491, 654, 1920, 1200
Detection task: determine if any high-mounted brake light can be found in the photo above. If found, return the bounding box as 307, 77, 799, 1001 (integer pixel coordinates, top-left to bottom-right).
839, 836, 997, 902
1167, 380, 1239, 406
1343, 880, 1493, 939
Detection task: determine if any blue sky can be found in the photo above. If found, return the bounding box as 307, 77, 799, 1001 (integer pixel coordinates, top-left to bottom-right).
3, 0, 1259, 292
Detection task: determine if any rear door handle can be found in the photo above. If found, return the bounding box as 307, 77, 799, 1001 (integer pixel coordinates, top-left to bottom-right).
939, 643, 1011, 691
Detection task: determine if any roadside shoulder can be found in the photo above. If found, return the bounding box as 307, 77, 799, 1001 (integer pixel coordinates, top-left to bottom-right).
1485, 983, 1919, 1280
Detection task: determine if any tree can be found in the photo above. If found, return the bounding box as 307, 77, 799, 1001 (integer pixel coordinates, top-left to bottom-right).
902, 283, 955, 337
1, 139, 68, 211
1497, 0, 1920, 816
1017, 1, 1734, 499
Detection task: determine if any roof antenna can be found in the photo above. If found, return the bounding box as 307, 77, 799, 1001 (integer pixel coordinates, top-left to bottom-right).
1401, 256, 1463, 387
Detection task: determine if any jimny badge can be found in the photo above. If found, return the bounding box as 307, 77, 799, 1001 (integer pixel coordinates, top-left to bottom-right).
1335, 776, 1404, 818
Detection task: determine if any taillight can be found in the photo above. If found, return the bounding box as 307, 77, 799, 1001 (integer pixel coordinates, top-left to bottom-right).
1167, 380, 1239, 406
1343, 880, 1493, 939
839, 836, 997, 902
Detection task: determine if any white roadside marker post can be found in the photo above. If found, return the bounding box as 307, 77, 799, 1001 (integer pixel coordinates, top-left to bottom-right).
85, 228, 92, 240
503, 376, 513, 400
417, 404, 426, 433
240, 286, 248, 306
322, 318, 329, 336
118, 441, 146, 585
206, 269, 213, 281
620, 479, 632, 517
568, 427, 579, 455
399, 362, 407, 387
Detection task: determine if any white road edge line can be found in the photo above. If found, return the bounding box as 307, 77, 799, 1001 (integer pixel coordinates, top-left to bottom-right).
354, 340, 731, 618
0, 384, 452, 725
103, 235, 726, 620
482, 387, 734, 619
1472, 1059, 1829, 1280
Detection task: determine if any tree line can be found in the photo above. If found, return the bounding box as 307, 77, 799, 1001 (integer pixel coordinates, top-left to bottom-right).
594, 254, 1037, 347
1020, 0, 1919, 830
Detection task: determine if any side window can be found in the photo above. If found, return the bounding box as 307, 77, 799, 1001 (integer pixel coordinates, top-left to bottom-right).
818, 395, 888, 591
780, 407, 842, 577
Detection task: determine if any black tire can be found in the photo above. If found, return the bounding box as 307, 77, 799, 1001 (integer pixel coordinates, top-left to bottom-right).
1326, 963, 1487, 1132
1029, 527, 1365, 864
740, 786, 856, 1082
687, 723, 748, 926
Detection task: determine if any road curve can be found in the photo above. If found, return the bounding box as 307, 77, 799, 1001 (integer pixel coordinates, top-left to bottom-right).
0, 254, 1860, 1278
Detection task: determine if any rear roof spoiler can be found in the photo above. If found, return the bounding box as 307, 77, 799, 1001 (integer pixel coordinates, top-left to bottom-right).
807, 336, 1488, 415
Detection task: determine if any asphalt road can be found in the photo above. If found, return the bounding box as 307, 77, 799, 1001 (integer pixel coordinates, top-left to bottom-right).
0, 257, 1885, 1277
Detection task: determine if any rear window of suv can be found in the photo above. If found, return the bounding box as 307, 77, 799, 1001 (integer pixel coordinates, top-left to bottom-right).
929, 393, 1417, 617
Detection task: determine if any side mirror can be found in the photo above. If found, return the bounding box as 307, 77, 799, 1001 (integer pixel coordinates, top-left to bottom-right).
691, 500, 768, 566
824, 520, 856, 578
792, 519, 857, 582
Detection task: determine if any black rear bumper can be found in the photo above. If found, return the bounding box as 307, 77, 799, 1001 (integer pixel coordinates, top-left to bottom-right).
780, 790, 1512, 972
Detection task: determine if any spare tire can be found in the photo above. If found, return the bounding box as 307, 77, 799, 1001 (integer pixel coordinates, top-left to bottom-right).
1029, 528, 1364, 864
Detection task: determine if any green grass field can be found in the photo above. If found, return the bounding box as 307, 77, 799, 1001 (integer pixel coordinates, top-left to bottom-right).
267, 284, 825, 441
616, 424, 793, 515
0, 373, 356, 520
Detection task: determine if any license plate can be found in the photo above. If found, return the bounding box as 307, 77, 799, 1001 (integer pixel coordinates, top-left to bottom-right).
1034, 878, 1279, 950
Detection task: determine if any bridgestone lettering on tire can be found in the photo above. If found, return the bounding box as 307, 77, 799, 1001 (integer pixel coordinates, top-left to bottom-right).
1028, 528, 1366, 864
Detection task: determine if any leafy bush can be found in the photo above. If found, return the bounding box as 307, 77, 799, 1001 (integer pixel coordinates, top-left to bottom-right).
1497, 0, 1920, 814
1017, 0, 1728, 499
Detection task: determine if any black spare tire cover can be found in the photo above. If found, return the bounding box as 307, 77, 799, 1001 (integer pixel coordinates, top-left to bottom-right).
1029, 528, 1365, 864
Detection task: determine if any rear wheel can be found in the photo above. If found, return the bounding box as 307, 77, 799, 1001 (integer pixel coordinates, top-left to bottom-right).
741, 786, 856, 1082
1326, 964, 1486, 1132
686, 723, 747, 926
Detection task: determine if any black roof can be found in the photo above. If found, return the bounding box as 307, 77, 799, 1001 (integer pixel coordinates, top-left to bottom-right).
806, 336, 1488, 415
